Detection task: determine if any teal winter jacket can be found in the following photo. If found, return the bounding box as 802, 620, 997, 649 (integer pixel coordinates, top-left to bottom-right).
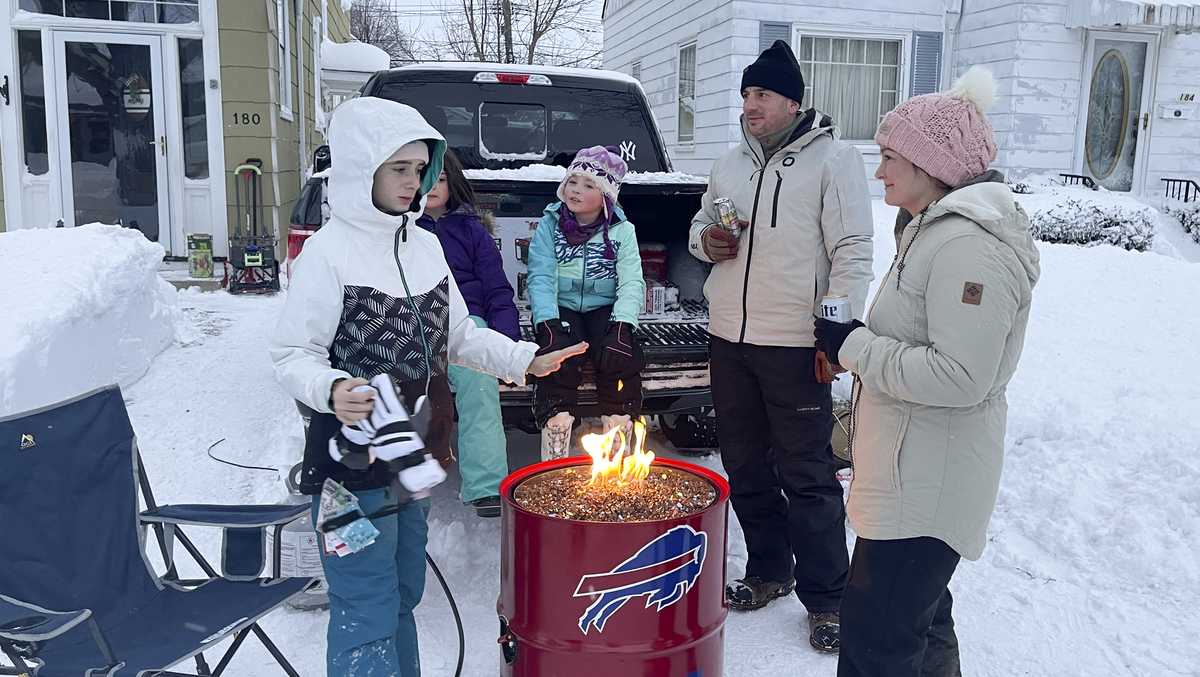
528, 202, 646, 327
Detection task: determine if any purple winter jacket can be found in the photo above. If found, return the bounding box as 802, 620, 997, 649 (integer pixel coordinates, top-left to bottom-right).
416, 208, 520, 341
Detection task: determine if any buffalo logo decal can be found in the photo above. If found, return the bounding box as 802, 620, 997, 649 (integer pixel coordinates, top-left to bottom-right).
572, 525, 708, 634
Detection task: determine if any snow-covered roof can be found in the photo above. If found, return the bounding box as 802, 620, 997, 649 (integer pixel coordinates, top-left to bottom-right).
389, 61, 640, 88
464, 166, 707, 185
321, 39, 389, 73
1067, 0, 1200, 31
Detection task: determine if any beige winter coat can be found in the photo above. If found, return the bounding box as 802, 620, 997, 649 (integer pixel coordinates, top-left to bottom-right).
838, 183, 1040, 560
688, 115, 874, 346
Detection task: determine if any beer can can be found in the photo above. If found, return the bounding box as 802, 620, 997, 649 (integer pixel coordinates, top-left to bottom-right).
819, 295, 851, 324
713, 197, 741, 238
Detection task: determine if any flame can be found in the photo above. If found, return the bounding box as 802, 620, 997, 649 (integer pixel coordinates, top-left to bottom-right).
617, 379, 624, 393
581, 417, 655, 487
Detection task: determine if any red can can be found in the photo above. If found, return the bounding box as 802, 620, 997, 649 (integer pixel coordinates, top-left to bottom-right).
498, 457, 730, 677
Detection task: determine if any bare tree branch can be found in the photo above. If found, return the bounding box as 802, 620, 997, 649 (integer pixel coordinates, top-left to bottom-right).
350, 0, 418, 66
430, 0, 600, 67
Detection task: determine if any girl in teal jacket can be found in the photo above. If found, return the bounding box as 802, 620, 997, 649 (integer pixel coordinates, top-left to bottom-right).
528, 146, 646, 458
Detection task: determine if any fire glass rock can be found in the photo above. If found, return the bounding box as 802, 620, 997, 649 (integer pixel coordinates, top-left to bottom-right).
512, 465, 717, 522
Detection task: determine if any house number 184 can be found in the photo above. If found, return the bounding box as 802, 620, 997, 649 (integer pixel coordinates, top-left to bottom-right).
232, 112, 263, 125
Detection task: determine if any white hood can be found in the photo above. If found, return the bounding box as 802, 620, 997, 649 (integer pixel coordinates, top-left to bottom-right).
326, 96, 447, 234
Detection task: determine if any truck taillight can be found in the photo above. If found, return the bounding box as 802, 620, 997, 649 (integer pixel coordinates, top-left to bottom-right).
474, 72, 552, 86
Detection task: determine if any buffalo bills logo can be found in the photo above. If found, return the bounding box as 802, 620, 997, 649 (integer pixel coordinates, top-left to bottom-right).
573, 525, 708, 634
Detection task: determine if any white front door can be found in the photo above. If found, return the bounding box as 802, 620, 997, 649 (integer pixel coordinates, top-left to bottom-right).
1076, 32, 1158, 193
52, 32, 172, 248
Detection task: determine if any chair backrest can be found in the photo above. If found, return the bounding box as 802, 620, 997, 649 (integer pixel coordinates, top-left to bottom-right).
0, 386, 159, 622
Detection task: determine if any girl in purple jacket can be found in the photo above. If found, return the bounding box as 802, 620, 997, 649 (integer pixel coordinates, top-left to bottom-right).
416, 150, 518, 517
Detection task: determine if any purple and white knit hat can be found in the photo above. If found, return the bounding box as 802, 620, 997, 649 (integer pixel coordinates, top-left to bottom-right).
557, 145, 628, 214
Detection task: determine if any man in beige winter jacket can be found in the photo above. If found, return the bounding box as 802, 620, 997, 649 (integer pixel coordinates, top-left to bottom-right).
815, 67, 1040, 677
687, 39, 874, 653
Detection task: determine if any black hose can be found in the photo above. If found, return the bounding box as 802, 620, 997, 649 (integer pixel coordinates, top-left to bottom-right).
426, 553, 465, 677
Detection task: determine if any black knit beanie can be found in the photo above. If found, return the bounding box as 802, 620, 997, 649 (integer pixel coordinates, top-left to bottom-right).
741, 39, 805, 105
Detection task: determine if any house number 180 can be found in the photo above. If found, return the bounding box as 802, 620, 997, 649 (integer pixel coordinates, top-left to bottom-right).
232, 112, 263, 125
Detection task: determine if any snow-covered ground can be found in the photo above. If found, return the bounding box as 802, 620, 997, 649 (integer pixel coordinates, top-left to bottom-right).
5, 200, 1199, 675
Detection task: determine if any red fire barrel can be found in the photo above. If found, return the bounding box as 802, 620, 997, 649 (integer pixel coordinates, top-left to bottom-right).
498, 457, 730, 677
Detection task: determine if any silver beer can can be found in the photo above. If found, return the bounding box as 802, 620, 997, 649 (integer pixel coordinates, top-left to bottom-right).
713, 197, 741, 238
820, 295, 851, 324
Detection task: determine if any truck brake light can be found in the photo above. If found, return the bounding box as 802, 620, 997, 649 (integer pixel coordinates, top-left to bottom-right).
474, 72, 552, 86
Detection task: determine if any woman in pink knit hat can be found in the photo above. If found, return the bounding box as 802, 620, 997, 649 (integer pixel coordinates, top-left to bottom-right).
814, 67, 1041, 676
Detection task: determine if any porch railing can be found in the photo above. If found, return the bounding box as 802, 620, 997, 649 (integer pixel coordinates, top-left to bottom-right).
1059, 173, 1097, 190
1162, 178, 1200, 203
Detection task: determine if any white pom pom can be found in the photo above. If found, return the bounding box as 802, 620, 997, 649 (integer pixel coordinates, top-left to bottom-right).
949, 66, 996, 113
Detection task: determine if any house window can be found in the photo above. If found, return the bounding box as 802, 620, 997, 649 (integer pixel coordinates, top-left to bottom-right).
798, 35, 901, 142
18, 0, 199, 23
631, 61, 642, 82
178, 38, 208, 180
17, 31, 49, 176
277, 0, 294, 120
677, 42, 696, 144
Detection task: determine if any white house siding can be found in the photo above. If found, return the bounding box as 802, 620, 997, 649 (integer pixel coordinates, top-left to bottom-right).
1143, 31, 1200, 198
604, 0, 947, 181
731, 0, 946, 193
602, 0, 737, 174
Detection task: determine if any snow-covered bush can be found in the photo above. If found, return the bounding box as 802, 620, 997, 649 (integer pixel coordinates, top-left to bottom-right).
1015, 186, 1157, 252
1163, 201, 1200, 244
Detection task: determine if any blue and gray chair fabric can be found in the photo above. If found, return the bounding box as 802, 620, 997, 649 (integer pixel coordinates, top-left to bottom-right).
0, 386, 315, 676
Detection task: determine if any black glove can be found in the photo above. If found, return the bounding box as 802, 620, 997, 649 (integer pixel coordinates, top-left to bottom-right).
535, 319, 576, 355
597, 322, 641, 376
814, 317, 865, 369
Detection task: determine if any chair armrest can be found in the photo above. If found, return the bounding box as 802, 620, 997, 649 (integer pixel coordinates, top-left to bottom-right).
140, 503, 308, 528
0, 594, 91, 643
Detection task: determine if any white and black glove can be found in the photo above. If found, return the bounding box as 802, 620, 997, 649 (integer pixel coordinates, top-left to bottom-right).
328, 384, 376, 470
328, 374, 445, 493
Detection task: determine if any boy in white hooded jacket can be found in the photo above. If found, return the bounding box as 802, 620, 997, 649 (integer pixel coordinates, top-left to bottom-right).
269, 97, 583, 676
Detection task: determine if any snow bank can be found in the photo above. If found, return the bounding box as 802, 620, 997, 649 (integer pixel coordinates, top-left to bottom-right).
0, 224, 178, 416
465, 165, 707, 184
1015, 183, 1158, 251
321, 39, 388, 73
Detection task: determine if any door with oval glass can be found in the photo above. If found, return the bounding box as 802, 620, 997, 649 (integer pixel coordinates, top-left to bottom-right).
52, 32, 170, 246
1078, 33, 1158, 193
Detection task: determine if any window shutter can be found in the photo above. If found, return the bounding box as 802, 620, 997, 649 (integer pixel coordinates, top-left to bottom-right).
632, 61, 642, 81
911, 31, 943, 97
759, 22, 791, 52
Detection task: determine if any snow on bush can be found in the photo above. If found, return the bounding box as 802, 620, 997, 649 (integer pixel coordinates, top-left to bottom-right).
0, 224, 178, 416
1015, 184, 1157, 252
1163, 200, 1200, 244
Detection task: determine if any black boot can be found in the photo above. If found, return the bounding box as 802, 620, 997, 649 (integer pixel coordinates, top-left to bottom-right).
808, 611, 840, 653
725, 576, 795, 611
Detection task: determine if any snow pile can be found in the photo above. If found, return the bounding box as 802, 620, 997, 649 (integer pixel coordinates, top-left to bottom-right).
1015, 183, 1157, 252
1162, 200, 1200, 244
10, 202, 1199, 675
321, 39, 389, 73
465, 165, 707, 184
0, 224, 178, 416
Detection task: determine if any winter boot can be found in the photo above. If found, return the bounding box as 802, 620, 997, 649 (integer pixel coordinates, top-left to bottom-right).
725, 576, 796, 611
540, 412, 575, 461
600, 414, 634, 441
808, 611, 840, 654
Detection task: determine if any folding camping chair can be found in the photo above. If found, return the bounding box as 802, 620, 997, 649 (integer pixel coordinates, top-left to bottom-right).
0, 386, 316, 676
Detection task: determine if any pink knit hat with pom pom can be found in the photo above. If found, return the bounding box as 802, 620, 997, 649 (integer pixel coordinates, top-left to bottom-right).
875, 66, 998, 188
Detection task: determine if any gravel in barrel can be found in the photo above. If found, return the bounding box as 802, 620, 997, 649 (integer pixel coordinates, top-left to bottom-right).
513, 465, 717, 522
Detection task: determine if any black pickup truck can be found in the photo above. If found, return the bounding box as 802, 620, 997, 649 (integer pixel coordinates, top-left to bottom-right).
359, 63, 719, 450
